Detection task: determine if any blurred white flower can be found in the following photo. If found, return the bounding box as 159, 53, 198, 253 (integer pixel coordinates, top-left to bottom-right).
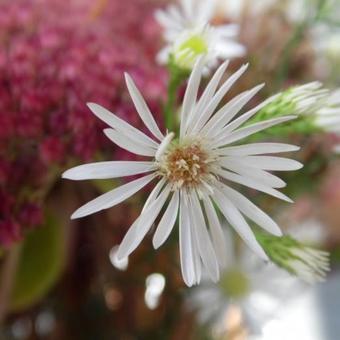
155, 0, 245, 70
190, 220, 329, 337
63, 57, 302, 286
287, 83, 340, 136
189, 230, 305, 337
217, 0, 276, 20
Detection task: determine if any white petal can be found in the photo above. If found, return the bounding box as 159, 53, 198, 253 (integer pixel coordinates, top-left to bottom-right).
190, 221, 202, 284
217, 95, 276, 135
185, 60, 229, 133
62, 161, 156, 180
87, 103, 158, 149
203, 197, 228, 268
125, 73, 164, 141
223, 156, 303, 171
71, 173, 156, 219
214, 24, 239, 38
220, 158, 286, 188
155, 9, 182, 31
179, 191, 196, 286
214, 115, 297, 147
142, 178, 166, 213
180, 56, 205, 138
215, 40, 246, 58
202, 84, 264, 137
221, 184, 282, 236
189, 191, 219, 282
217, 168, 293, 202
103, 129, 156, 157
218, 143, 300, 156
189, 63, 249, 134
116, 184, 171, 259
153, 191, 179, 249
213, 189, 268, 260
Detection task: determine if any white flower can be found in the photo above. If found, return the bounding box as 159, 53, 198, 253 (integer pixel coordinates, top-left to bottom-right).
62, 57, 302, 286
155, 0, 245, 70
314, 89, 340, 134
286, 83, 340, 134
189, 220, 329, 337
189, 229, 306, 337
256, 220, 330, 284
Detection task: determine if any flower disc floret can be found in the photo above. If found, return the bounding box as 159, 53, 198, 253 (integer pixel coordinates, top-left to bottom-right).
157, 139, 217, 189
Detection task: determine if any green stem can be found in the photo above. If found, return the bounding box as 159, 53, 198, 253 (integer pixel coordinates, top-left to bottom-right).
274, 0, 327, 89
164, 61, 189, 134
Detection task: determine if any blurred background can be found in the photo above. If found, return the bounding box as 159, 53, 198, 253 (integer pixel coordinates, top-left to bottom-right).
0, 0, 340, 339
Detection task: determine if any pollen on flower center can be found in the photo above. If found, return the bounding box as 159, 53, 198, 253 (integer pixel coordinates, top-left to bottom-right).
157, 140, 216, 189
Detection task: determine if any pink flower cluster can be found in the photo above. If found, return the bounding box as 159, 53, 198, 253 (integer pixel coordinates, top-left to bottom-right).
0, 0, 167, 246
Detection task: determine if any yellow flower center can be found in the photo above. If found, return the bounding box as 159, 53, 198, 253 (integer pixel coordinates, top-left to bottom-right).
175, 34, 208, 70
158, 140, 215, 189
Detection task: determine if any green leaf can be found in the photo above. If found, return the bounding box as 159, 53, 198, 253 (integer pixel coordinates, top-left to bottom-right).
9, 215, 66, 312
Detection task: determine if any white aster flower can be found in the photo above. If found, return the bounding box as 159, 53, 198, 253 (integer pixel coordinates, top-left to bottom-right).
62, 57, 302, 286
314, 89, 340, 134
155, 0, 245, 70
189, 230, 306, 337
190, 220, 329, 337
285, 83, 340, 135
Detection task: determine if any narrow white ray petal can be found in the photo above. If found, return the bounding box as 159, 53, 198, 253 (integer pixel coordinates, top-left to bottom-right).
155, 9, 182, 31
157, 46, 172, 64
218, 143, 300, 156
180, 56, 205, 138
203, 197, 228, 268
155, 132, 175, 161
62, 161, 156, 180
103, 129, 156, 157
179, 191, 196, 286
153, 191, 179, 249
116, 184, 171, 259
142, 178, 166, 213
213, 189, 268, 260
196, 0, 216, 22
189, 64, 249, 135
219, 159, 286, 188
217, 95, 277, 136
190, 221, 202, 284
223, 156, 303, 171
189, 191, 219, 282
182, 0, 194, 21
125, 73, 164, 141
87, 103, 158, 148
185, 60, 229, 133
216, 168, 293, 203
168, 4, 184, 23
215, 41, 246, 58
214, 24, 239, 37
221, 185, 282, 236
214, 115, 297, 147
202, 84, 265, 137
71, 173, 156, 219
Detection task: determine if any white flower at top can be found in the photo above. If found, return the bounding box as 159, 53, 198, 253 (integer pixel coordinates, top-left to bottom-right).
62, 57, 302, 286
155, 0, 246, 71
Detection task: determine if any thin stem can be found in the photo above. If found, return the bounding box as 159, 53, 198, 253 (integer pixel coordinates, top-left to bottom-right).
0, 244, 22, 324
163, 61, 188, 133
274, 0, 327, 89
